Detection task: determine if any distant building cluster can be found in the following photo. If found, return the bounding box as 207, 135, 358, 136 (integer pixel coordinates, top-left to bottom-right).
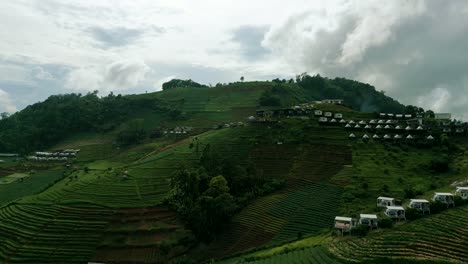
29, 149, 80, 162
212, 122, 245, 129
163, 126, 192, 135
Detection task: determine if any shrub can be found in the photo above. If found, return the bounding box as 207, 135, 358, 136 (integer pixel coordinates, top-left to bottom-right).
405, 208, 422, 220
428, 156, 449, 173
430, 201, 447, 214
403, 186, 415, 199
353, 224, 369, 237
454, 196, 466, 207
379, 218, 394, 228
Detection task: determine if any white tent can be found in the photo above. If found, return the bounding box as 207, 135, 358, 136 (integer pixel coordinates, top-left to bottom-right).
409, 199, 430, 214
384, 125, 392, 129
385, 206, 406, 220
427, 135, 435, 140
349, 120, 355, 124
377, 197, 395, 207
349, 133, 356, 138
354, 124, 361, 129
345, 124, 352, 128
383, 134, 391, 139
369, 120, 377, 124
365, 125, 372, 129
330, 119, 337, 123
406, 135, 414, 139
378, 120, 385, 124
376, 125, 383, 129
394, 134, 402, 139
359, 120, 366, 125
359, 214, 378, 228
395, 125, 402, 130
405, 126, 412, 131
372, 134, 380, 139
416, 126, 424, 130
455, 187, 468, 200
340, 119, 347, 123
432, 192, 455, 207
362, 134, 370, 139
386, 120, 393, 124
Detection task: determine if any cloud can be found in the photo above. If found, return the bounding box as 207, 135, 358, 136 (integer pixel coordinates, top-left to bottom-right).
262, 0, 468, 117
0, 88, 17, 113
32, 66, 55, 80
65, 60, 150, 92
231, 25, 270, 60
88, 27, 146, 47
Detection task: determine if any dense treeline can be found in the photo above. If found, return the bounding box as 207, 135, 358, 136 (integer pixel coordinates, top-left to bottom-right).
162, 79, 207, 90
0, 91, 167, 154
169, 143, 285, 242
259, 74, 408, 113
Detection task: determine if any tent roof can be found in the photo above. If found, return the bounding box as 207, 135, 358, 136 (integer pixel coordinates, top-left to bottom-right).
386, 206, 405, 210
378, 196, 394, 200
435, 192, 453, 196
335, 216, 352, 222
360, 214, 378, 219
410, 199, 429, 203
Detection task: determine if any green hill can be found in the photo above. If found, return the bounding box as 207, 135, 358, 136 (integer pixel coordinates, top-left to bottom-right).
0, 76, 465, 264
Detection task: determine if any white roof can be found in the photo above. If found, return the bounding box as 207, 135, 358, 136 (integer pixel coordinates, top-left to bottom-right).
435, 192, 454, 196
386, 206, 405, 210
335, 216, 352, 222
360, 214, 378, 219
456, 187, 468, 190
410, 199, 429, 203
378, 196, 394, 201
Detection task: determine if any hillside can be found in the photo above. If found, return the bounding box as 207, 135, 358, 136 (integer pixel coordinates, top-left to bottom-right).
0, 76, 466, 264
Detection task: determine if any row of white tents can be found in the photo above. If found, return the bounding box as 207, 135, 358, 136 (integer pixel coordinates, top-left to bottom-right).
335, 187, 468, 234
348, 133, 434, 140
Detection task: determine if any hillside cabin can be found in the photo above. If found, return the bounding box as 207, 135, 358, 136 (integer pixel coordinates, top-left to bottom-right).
405, 114, 412, 119
427, 135, 435, 140
359, 214, 378, 229
455, 187, 468, 200
456, 128, 465, 133
377, 197, 395, 207
325, 112, 333, 117
432, 192, 455, 207
318, 117, 328, 123
379, 113, 386, 118
314, 110, 323, 116
385, 206, 406, 220
442, 121, 451, 126
247, 116, 256, 121
349, 133, 356, 139
409, 199, 430, 214
443, 128, 452, 133
334, 113, 343, 119
334, 216, 355, 235
323, 99, 344, 105
378, 120, 385, 124
396, 114, 403, 119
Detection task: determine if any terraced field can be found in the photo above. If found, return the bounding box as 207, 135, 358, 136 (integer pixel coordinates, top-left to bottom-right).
329, 205, 468, 263
0, 202, 111, 263
207, 144, 352, 257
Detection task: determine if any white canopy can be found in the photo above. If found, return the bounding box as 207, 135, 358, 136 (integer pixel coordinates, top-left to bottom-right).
386, 206, 405, 211
435, 192, 453, 196
360, 214, 378, 219
330, 119, 337, 122
335, 216, 352, 222
410, 199, 429, 203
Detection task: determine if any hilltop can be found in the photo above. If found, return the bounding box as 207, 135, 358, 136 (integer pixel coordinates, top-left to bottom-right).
0, 75, 466, 264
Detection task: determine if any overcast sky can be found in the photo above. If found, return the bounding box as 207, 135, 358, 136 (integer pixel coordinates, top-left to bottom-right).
1, 0, 468, 119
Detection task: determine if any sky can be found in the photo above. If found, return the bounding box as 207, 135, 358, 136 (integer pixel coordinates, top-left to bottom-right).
1, 0, 468, 119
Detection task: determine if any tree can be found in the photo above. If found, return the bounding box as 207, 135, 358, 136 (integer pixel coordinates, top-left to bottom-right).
240, 76, 244, 82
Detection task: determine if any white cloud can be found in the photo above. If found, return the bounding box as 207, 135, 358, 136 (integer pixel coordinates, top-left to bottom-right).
416, 87, 451, 113
0, 89, 17, 113
32, 66, 55, 80
65, 60, 150, 92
